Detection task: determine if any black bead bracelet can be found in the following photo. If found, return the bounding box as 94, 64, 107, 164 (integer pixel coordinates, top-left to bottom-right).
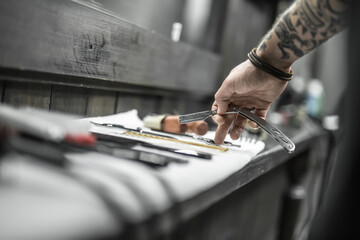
247, 48, 293, 81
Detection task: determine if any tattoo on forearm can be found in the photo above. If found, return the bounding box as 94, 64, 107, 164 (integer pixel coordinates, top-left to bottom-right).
265, 0, 348, 60
259, 33, 272, 52
275, 12, 308, 58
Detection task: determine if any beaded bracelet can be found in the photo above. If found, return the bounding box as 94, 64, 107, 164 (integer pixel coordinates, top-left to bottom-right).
247, 48, 293, 81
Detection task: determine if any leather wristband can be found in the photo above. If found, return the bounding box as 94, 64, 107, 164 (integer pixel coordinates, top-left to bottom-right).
248, 48, 293, 81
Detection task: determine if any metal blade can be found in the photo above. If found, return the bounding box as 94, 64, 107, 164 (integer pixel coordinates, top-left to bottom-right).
178, 108, 295, 154
178, 110, 217, 124
235, 108, 295, 154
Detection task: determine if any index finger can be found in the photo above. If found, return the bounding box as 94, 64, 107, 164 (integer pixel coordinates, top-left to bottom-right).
214, 113, 236, 145
211, 102, 225, 125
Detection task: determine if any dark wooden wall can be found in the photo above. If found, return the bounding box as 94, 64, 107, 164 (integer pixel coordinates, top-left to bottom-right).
0, 0, 220, 118
0, 1, 219, 95
0, 0, 277, 119
0, 79, 214, 119
87, 0, 186, 39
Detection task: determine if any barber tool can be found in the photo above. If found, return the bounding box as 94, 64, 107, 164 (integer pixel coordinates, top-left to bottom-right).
179, 108, 295, 154
90, 121, 228, 152
123, 131, 228, 152
186, 121, 209, 135
0, 104, 95, 147
94, 132, 212, 160
191, 135, 242, 148
96, 140, 183, 167
143, 114, 209, 135
90, 122, 176, 139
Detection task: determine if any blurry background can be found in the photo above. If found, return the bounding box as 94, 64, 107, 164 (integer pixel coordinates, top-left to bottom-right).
95, 0, 348, 117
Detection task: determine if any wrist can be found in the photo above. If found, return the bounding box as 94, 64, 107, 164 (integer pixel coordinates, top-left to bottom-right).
248, 48, 293, 81
255, 48, 293, 73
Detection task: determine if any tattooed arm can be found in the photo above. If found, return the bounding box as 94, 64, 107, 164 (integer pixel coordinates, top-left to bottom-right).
212, 0, 348, 144
258, 0, 348, 71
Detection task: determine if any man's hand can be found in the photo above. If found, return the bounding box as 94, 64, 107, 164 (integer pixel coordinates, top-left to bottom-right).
212, 60, 288, 145
211, 0, 348, 145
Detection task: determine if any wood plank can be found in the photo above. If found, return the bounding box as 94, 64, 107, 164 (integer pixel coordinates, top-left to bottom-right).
248, 167, 287, 240
0, 81, 3, 103
96, 0, 185, 39
116, 93, 160, 119
0, 0, 220, 96
161, 96, 213, 116
165, 163, 288, 240
176, 99, 188, 115
50, 85, 87, 116
2, 81, 51, 109
158, 97, 178, 115
199, 183, 257, 240
86, 89, 116, 117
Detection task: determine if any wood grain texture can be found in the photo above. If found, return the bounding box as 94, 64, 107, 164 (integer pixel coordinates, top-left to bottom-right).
0, 81, 3, 102
50, 85, 88, 116
152, 164, 288, 240
86, 89, 116, 117
2, 81, 51, 109
144, 132, 330, 240
95, 0, 185, 39
158, 97, 179, 115
116, 93, 160, 119
0, 0, 220, 96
